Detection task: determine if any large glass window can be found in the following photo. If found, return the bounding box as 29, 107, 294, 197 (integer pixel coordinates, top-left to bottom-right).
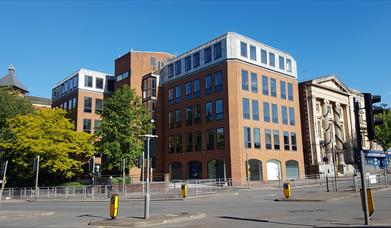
194, 104, 201, 124
286, 58, 292, 72
94, 120, 101, 132
244, 127, 251, 148
205, 74, 212, 95
83, 119, 91, 133
186, 133, 193, 152
265, 129, 272, 149
194, 131, 202, 151
291, 132, 297, 151
270, 78, 277, 97
279, 56, 285, 70
263, 102, 270, 122
283, 131, 290, 150
186, 107, 192, 126
175, 85, 182, 103
254, 128, 261, 149
168, 64, 174, 78
214, 71, 222, 92
251, 72, 258, 93
168, 112, 174, 129
204, 47, 212, 63
250, 45, 256, 61
185, 81, 192, 100
84, 76, 93, 87
242, 70, 249, 91
84, 97, 92, 113
216, 128, 225, 149
193, 52, 200, 68
280, 81, 286, 99
176, 135, 182, 153
262, 76, 268, 95
168, 136, 174, 153
288, 83, 294, 101
193, 79, 200, 98
206, 101, 213, 122
207, 129, 215, 150
107, 80, 114, 91
273, 130, 280, 150
261, 49, 267, 64
252, 100, 259, 121
269, 52, 275, 67
175, 109, 182, 128
95, 99, 103, 114
272, 104, 278, 123
240, 41, 248, 57
215, 99, 223, 121
242, 98, 250, 119
168, 88, 174, 105
289, 107, 295, 125
96, 78, 104, 89
185, 56, 191, 71
282, 106, 288, 125
214, 42, 222, 59
175, 61, 181, 75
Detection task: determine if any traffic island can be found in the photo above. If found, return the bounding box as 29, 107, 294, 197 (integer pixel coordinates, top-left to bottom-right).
274, 191, 358, 202
88, 212, 206, 227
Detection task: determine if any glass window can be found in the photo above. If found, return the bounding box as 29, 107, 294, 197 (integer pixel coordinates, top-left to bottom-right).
83, 119, 91, 133
175, 85, 182, 103
252, 100, 259, 121
214, 42, 222, 59
175, 60, 181, 75
168, 88, 174, 105
185, 56, 191, 71
205, 74, 212, 95
207, 129, 215, 150
176, 135, 182, 153
194, 104, 201, 124
96, 78, 104, 89
206, 101, 213, 122
280, 81, 286, 99
272, 104, 278, 123
263, 102, 270, 122
193, 131, 202, 152
283, 131, 290, 150
279, 56, 285, 70
175, 109, 182, 128
254, 128, 261, 149
185, 81, 192, 100
273, 130, 280, 150
240, 41, 247, 58
84, 76, 93, 87
193, 79, 200, 98
95, 99, 103, 114
168, 64, 174, 78
107, 80, 115, 91
286, 59, 292, 72
94, 120, 101, 132
204, 47, 212, 63
288, 83, 294, 101
250, 45, 256, 61
269, 52, 275, 67
265, 129, 272, 149
214, 71, 222, 92
244, 127, 251, 148
242, 70, 249, 91
289, 107, 295, 126
250, 72, 258, 93
84, 97, 92, 113
282, 106, 288, 125
270, 78, 276, 97
68, 99, 72, 110
72, 97, 76, 108
291, 132, 297, 151
186, 133, 193, 152
242, 98, 250, 119
168, 136, 175, 153
261, 49, 267, 64
186, 107, 192, 126
168, 112, 174, 129
262, 76, 268, 95
216, 128, 225, 149
193, 52, 200, 68
215, 99, 223, 121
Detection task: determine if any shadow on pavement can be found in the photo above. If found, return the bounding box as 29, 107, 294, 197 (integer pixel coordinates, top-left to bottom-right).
218, 216, 314, 227
77, 214, 107, 219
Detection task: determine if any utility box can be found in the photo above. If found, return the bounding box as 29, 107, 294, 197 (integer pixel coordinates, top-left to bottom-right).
283, 183, 291, 198
181, 184, 188, 198
110, 194, 119, 219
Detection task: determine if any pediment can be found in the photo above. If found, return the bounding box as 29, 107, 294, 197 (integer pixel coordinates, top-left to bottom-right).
312, 75, 351, 94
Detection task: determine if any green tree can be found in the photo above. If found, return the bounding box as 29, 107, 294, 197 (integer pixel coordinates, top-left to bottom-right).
0, 109, 94, 186
96, 85, 151, 174
0, 87, 33, 144
375, 110, 391, 152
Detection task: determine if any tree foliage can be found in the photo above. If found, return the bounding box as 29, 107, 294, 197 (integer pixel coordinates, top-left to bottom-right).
96, 85, 151, 174
0, 109, 94, 186
375, 110, 391, 152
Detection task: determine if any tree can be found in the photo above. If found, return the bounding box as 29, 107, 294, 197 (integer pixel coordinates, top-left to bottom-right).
96, 85, 151, 174
0, 109, 94, 186
375, 110, 391, 152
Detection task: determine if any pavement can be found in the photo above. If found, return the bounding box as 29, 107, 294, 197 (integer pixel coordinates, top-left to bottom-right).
0, 210, 54, 219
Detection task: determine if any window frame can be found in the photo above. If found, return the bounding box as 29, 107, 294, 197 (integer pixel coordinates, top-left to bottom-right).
242, 98, 250, 119
242, 70, 249, 91
240, 41, 248, 58
215, 99, 223, 121
204, 47, 212, 63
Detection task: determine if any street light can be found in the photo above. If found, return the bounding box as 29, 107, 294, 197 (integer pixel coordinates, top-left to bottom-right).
139, 134, 158, 220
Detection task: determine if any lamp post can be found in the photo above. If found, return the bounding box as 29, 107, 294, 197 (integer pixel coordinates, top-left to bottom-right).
332, 145, 339, 192
140, 134, 158, 220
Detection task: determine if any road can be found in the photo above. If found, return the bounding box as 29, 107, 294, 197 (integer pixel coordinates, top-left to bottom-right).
1, 186, 390, 227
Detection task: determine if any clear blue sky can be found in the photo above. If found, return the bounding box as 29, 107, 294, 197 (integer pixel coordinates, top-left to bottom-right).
1, 1, 390, 105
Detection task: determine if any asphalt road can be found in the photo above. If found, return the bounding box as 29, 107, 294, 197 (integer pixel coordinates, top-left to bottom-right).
1, 186, 390, 228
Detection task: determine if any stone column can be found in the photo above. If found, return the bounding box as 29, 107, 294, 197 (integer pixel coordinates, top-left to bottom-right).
322, 100, 333, 164
333, 103, 345, 165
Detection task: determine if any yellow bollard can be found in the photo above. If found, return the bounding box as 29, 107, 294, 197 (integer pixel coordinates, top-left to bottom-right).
181, 184, 188, 198
109, 194, 119, 219
283, 183, 291, 198
361, 188, 375, 216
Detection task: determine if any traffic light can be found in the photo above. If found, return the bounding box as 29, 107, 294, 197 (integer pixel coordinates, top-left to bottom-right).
364, 93, 384, 140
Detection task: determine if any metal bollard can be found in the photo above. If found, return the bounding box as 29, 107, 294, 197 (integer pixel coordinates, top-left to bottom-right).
109, 194, 119, 219
283, 183, 291, 198
181, 184, 188, 198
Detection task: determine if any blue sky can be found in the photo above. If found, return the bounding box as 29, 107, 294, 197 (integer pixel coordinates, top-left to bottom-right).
0, 1, 390, 105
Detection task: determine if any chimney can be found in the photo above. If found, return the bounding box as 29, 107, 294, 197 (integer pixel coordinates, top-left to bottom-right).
8, 64, 15, 74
